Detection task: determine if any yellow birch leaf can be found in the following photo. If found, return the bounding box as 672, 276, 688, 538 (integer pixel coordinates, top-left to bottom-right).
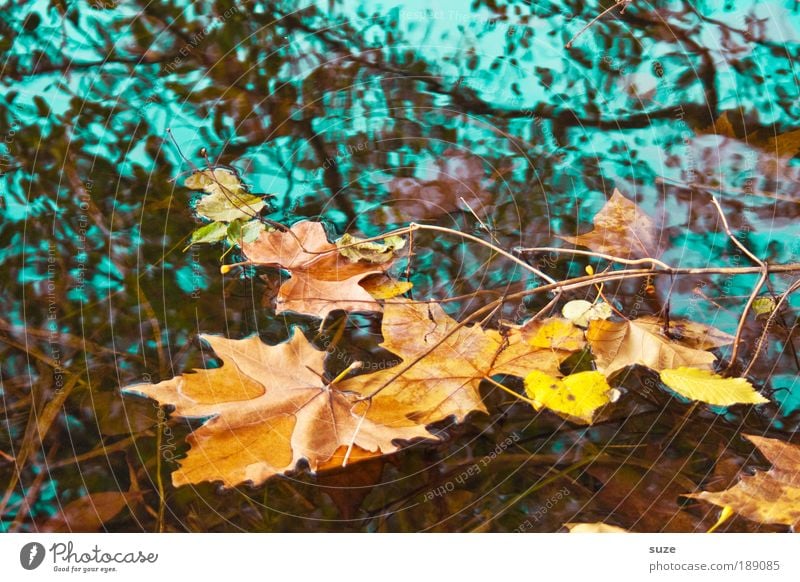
524, 370, 617, 424
659, 367, 769, 406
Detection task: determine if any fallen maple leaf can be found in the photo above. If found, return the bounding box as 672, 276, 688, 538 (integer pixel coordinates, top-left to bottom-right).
123, 330, 432, 487
586, 316, 733, 376
660, 368, 768, 406
339, 300, 567, 426
560, 189, 662, 259
685, 435, 800, 528
241, 221, 402, 319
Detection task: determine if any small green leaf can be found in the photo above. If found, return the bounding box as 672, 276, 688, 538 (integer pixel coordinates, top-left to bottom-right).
226, 219, 243, 245
752, 297, 776, 316
190, 222, 228, 245
186, 168, 266, 222
336, 233, 405, 264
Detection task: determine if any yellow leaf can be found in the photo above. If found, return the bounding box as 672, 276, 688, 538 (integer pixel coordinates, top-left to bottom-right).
359, 275, 413, 299
752, 297, 776, 316
525, 318, 586, 351
659, 367, 768, 406
524, 370, 617, 423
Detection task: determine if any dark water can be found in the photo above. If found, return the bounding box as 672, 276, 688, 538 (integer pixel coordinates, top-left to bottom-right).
1, 0, 799, 532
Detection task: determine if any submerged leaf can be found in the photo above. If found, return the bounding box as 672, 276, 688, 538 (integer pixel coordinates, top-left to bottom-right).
659, 368, 768, 406
685, 436, 800, 527
524, 370, 617, 423
560, 189, 661, 259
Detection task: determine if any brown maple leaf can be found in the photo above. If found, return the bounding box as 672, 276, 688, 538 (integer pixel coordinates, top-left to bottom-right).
685, 435, 800, 528
586, 316, 733, 376
123, 330, 431, 487
339, 300, 567, 426
241, 221, 398, 319
560, 189, 662, 259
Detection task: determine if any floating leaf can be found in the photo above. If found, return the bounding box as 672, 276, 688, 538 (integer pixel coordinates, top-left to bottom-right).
560, 189, 661, 259
186, 168, 266, 222
190, 221, 228, 245
242, 221, 394, 318
524, 370, 618, 423
520, 317, 586, 351
336, 233, 406, 264
659, 368, 768, 406
685, 435, 800, 527
752, 297, 776, 316
123, 330, 433, 488
340, 300, 567, 426
562, 299, 612, 328
587, 316, 733, 376
360, 274, 413, 299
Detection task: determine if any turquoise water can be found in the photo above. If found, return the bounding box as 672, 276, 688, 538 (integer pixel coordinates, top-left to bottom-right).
1, 0, 799, 532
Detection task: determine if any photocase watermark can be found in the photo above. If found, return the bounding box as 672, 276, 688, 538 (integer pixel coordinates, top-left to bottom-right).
20, 541, 158, 574
422, 433, 520, 502
20, 542, 46, 570
513, 486, 571, 532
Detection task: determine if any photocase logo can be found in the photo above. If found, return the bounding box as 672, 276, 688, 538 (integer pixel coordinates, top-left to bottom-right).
20, 542, 46, 570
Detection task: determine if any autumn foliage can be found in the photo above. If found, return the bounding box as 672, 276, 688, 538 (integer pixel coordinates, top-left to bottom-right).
116, 168, 800, 532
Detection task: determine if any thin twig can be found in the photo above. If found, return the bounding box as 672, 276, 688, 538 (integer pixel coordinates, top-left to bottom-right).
515, 245, 671, 270
710, 196, 769, 372
743, 278, 800, 377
